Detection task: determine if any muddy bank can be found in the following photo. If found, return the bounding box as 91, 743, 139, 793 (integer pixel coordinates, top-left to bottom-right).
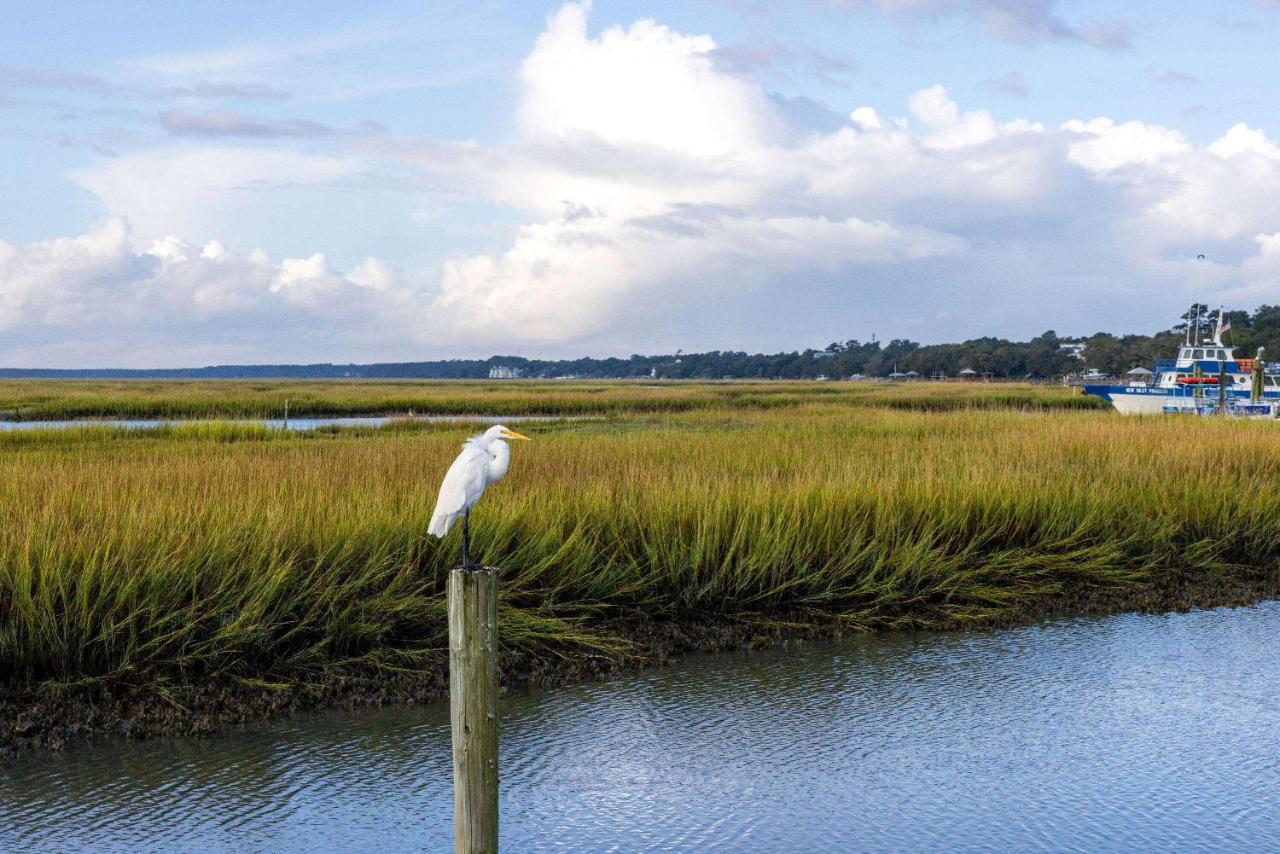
1, 618, 827, 756
5, 567, 1279, 757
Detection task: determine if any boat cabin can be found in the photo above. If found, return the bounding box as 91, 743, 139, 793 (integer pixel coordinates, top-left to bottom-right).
1173, 345, 1234, 368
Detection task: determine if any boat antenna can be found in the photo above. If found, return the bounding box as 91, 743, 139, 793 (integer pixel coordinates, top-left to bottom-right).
1191, 254, 1206, 346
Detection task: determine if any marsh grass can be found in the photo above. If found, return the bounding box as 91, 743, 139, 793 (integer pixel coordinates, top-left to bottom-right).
0, 378, 1102, 421
1, 384, 1277, 698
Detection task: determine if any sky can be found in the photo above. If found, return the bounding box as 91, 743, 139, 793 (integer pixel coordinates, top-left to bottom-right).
3, 0, 1280, 367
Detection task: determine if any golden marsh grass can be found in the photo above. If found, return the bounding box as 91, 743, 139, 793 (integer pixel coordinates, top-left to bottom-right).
0, 383, 1274, 695
0, 378, 1103, 420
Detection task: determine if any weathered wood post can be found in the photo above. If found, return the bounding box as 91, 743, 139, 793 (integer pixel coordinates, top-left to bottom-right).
449, 566, 499, 853
1219, 358, 1227, 416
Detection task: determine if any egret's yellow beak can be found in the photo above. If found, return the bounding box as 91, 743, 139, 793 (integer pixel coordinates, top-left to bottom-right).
502, 428, 531, 441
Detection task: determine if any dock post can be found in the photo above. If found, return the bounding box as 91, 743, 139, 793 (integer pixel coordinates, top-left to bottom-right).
449, 566, 499, 853
1219, 359, 1226, 416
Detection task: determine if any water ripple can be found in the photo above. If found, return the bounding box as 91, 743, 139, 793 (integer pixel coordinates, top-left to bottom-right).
5, 601, 1280, 851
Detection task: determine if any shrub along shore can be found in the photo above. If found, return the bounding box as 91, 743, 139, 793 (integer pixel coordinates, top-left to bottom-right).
3, 383, 1279, 752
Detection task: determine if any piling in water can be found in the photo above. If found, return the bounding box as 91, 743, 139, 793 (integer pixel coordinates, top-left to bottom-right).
449, 566, 499, 853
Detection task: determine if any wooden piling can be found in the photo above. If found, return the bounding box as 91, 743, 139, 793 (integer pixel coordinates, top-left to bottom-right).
1219, 359, 1227, 416
449, 566, 499, 853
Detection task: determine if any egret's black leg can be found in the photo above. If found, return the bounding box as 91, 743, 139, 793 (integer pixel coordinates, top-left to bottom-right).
462, 509, 471, 569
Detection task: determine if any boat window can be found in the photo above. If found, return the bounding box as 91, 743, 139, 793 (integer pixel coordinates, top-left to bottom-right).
1192, 349, 1204, 359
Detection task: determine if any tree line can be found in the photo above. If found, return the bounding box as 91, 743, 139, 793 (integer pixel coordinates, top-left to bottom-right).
7, 304, 1280, 380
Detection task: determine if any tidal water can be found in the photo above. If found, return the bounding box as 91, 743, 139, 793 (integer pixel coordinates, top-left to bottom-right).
0, 414, 570, 432
4, 601, 1280, 852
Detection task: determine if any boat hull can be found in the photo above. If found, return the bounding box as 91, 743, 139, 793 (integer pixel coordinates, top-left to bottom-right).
1084, 384, 1280, 415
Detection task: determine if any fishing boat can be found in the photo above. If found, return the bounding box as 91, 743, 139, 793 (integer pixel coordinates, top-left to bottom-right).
1084, 308, 1280, 415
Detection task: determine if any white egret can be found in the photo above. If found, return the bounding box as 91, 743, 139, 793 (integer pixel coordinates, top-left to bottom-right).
428, 424, 531, 568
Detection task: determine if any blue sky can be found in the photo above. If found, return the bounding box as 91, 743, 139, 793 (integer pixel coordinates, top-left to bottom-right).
3, 0, 1280, 366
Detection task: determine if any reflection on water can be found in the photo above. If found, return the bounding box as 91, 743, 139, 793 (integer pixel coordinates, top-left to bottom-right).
0, 414, 573, 432
4, 602, 1280, 851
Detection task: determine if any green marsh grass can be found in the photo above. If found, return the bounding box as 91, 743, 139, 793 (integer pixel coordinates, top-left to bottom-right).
0, 378, 1102, 421
0, 384, 1273, 698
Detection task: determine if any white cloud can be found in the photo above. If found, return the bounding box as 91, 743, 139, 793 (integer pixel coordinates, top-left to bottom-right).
420, 4, 1280, 349
72, 148, 365, 245
435, 207, 960, 343
1207, 123, 1280, 160
1062, 117, 1190, 172
18, 2, 1280, 365
348, 256, 395, 290
0, 218, 425, 366
850, 106, 882, 130
518, 2, 780, 160
909, 84, 1000, 149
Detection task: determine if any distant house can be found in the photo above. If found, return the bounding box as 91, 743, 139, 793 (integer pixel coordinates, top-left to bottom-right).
1059, 342, 1086, 360
959, 367, 978, 380
488, 365, 524, 379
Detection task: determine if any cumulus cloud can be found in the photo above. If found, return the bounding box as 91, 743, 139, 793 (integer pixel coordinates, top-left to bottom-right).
0, 219, 426, 366
436, 207, 960, 342
14, 2, 1280, 365
517, 3, 782, 159
409, 3, 1280, 349
1061, 117, 1190, 172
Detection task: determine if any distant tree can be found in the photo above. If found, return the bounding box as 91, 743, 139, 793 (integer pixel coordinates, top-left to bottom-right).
1175, 303, 1216, 341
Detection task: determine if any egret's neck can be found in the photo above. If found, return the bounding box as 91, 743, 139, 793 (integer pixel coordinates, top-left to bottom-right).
486, 439, 511, 484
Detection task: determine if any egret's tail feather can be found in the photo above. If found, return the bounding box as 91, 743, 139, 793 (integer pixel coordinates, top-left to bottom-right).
428, 512, 453, 538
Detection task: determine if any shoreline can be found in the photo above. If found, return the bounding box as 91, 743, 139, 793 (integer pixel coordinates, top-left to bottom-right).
6, 566, 1278, 757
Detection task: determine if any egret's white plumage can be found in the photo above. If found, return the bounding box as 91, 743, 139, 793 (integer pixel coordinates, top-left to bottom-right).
429, 424, 530, 539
